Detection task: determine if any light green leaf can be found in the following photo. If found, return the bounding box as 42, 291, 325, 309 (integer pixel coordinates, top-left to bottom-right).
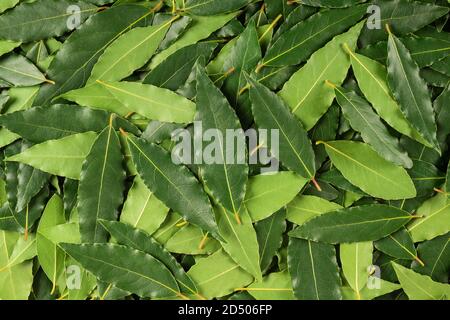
319, 140, 416, 200
0, 40, 21, 57
36, 194, 66, 295
408, 193, 450, 242
187, 249, 253, 299
120, 175, 169, 236
88, 20, 173, 83
340, 241, 373, 298
216, 206, 262, 282
245, 172, 308, 222
165, 224, 220, 255
347, 49, 429, 147
287, 195, 343, 226
341, 279, 401, 300
98, 80, 196, 124
244, 271, 295, 300
279, 21, 364, 130
393, 262, 450, 300
7, 132, 97, 180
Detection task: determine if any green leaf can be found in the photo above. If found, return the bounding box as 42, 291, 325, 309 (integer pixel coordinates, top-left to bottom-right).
412, 233, 449, 283
37, 194, 66, 295
184, 0, 252, 15
255, 209, 286, 273
0, 186, 48, 233
65, 256, 97, 301
392, 262, 450, 300
78, 123, 124, 243
341, 279, 401, 300
278, 21, 363, 130
0, 0, 19, 14
288, 237, 342, 300
387, 30, 440, 152
299, 0, 366, 8
16, 143, 50, 212
97, 80, 196, 124
244, 171, 308, 222
347, 49, 429, 146
99, 220, 199, 298
319, 140, 416, 200
0, 0, 97, 42
444, 161, 450, 196
333, 85, 412, 168
244, 271, 295, 300
0, 54, 51, 86
4, 234, 37, 269
59, 83, 129, 116
359, 0, 449, 46
61, 242, 182, 299
0, 231, 33, 300
222, 21, 261, 122
340, 241, 373, 298
287, 195, 343, 226
1, 86, 38, 114
247, 77, 316, 180
7, 132, 97, 180
195, 66, 248, 215
289, 204, 413, 244
407, 193, 450, 242
216, 206, 262, 282
149, 13, 238, 69
374, 227, 421, 263
143, 42, 216, 90
359, 36, 450, 68
0, 104, 139, 143
259, 5, 367, 68
0, 40, 21, 58
87, 20, 173, 84
33, 5, 152, 106
187, 249, 253, 299
124, 134, 220, 239
120, 175, 169, 236
165, 224, 221, 255
273, 5, 317, 41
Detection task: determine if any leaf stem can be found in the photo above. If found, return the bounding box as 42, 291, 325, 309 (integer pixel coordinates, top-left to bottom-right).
213, 67, 235, 84
385, 24, 392, 35
259, 14, 282, 43
234, 210, 242, 225
311, 177, 322, 192
24, 205, 29, 241
119, 128, 128, 137
414, 255, 425, 267
324, 79, 336, 89
198, 232, 209, 250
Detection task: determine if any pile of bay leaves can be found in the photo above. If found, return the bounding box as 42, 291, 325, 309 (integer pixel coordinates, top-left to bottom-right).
0, 0, 449, 301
